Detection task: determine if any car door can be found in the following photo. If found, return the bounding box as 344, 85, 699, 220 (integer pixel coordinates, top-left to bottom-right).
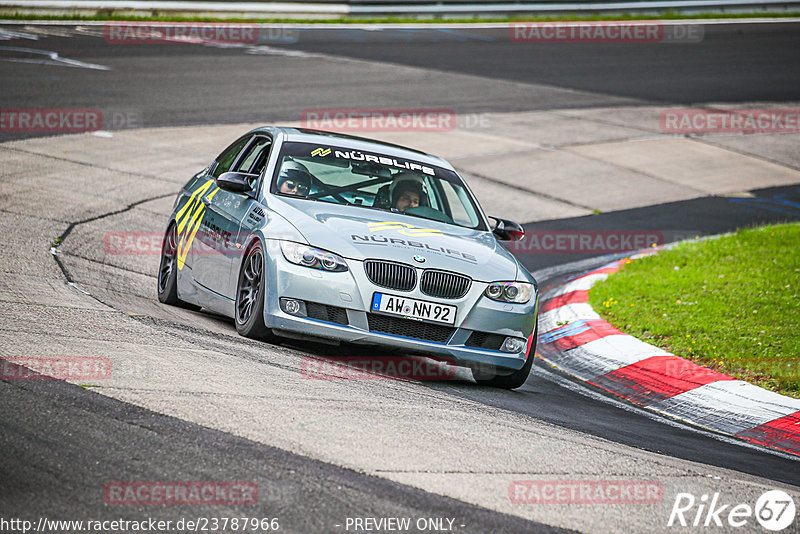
191, 134, 251, 296
193, 134, 273, 298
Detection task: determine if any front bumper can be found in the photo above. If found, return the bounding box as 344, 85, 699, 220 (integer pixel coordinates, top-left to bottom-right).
262, 245, 538, 372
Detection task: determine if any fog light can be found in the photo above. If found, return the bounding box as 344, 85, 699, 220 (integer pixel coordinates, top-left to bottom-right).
280, 298, 306, 317
500, 337, 526, 353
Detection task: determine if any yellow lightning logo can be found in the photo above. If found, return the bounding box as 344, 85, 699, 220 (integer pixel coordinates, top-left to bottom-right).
368, 222, 444, 237
310, 147, 331, 157
174, 179, 219, 270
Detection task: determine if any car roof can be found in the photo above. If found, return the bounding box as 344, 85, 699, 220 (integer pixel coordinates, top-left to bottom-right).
252, 126, 455, 171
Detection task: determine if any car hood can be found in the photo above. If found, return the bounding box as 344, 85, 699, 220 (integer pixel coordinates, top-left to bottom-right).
271, 197, 519, 282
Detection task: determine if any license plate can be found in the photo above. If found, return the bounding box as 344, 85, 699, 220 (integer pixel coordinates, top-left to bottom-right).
371, 293, 457, 325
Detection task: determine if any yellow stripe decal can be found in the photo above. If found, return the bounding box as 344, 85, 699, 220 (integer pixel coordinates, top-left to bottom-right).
174, 180, 217, 270
176, 180, 214, 233
367, 221, 444, 236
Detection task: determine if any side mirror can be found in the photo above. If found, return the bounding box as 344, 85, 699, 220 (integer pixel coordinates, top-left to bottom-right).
490, 216, 525, 241
216, 171, 254, 194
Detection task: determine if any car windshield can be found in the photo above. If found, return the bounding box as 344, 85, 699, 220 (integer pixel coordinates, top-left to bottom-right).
270, 141, 487, 230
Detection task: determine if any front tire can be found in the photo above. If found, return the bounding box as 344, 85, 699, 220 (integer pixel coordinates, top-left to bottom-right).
235, 241, 275, 341
472, 322, 538, 389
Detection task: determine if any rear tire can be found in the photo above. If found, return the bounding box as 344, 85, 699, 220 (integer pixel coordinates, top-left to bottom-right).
235, 241, 276, 341
473, 321, 538, 389
157, 223, 199, 310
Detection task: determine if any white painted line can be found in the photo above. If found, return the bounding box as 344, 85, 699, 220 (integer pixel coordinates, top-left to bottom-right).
0, 28, 38, 40
0, 45, 110, 70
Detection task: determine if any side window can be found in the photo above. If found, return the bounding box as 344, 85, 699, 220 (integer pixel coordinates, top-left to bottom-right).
235, 136, 272, 175
444, 182, 479, 228
211, 135, 252, 179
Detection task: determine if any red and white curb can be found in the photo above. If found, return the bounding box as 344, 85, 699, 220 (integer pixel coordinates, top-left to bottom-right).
536, 252, 800, 457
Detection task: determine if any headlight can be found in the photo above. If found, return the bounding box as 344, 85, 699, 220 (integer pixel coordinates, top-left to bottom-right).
484, 281, 533, 304
280, 241, 348, 272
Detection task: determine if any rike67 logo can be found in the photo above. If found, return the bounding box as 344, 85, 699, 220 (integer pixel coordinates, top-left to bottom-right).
668, 490, 796, 531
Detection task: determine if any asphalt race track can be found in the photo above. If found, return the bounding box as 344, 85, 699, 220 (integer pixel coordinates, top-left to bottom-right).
2, 21, 799, 135
1, 20, 800, 533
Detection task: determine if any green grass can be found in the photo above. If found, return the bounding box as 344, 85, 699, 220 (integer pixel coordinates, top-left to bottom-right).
589, 223, 800, 398
1, 11, 800, 23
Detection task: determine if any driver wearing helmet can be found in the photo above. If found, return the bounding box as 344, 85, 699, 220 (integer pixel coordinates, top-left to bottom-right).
388, 172, 428, 212
276, 160, 313, 196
